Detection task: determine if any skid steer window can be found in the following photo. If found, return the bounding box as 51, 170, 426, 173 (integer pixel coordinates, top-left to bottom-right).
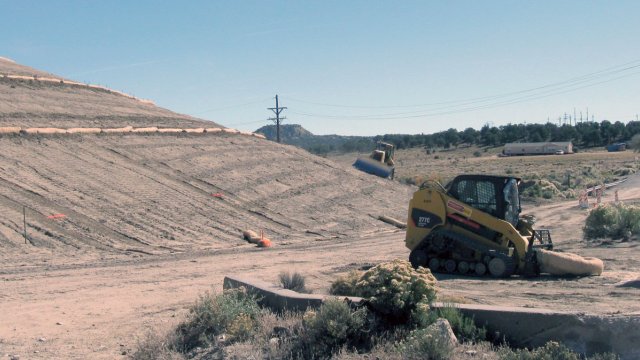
504, 179, 520, 226
455, 180, 497, 216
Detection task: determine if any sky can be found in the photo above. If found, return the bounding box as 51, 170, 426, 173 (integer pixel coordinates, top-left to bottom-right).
1, 1, 639, 136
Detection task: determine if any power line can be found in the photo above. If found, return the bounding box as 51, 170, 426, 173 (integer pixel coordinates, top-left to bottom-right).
286, 69, 640, 121
284, 58, 640, 110
225, 119, 269, 127
192, 97, 272, 115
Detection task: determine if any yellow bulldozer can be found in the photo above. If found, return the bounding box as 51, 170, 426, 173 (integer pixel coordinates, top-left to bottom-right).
353, 141, 396, 179
406, 175, 556, 277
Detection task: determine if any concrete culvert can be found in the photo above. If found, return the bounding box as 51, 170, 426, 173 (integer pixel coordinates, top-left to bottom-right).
536, 249, 604, 276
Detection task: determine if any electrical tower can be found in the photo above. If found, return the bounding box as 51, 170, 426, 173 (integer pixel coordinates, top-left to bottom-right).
267, 94, 287, 143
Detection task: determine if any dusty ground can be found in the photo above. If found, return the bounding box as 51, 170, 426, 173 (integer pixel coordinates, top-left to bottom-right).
1, 174, 638, 359
1, 58, 638, 359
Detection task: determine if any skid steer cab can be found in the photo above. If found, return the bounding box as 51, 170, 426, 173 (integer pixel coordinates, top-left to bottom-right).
406, 175, 553, 277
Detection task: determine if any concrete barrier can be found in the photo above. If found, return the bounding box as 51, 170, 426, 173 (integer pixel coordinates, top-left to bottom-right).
443, 303, 640, 359
205, 128, 223, 133
224, 275, 640, 359
223, 275, 363, 313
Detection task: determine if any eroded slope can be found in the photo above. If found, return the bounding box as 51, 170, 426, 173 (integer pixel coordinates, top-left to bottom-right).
0, 133, 410, 265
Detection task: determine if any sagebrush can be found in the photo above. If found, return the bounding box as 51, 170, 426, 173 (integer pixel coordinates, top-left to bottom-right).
173, 287, 262, 352
279, 271, 310, 293
583, 203, 640, 240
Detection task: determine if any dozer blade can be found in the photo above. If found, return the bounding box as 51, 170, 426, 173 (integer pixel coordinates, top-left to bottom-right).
353, 157, 394, 179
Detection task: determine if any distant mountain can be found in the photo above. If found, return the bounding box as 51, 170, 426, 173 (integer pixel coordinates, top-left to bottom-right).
255, 124, 374, 155
255, 124, 314, 140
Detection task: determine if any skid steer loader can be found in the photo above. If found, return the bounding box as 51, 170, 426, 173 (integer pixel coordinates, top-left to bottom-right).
406, 175, 554, 277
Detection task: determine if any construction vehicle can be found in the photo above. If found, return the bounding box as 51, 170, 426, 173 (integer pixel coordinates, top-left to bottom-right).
353, 141, 395, 179
406, 175, 553, 277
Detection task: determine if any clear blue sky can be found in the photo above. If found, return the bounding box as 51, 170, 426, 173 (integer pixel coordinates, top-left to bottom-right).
2, 1, 639, 135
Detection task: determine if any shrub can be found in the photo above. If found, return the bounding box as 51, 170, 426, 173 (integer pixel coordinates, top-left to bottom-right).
584, 203, 640, 240
473, 151, 482, 157
173, 288, 262, 352
130, 332, 183, 360
400, 327, 454, 360
433, 306, 486, 343
329, 270, 362, 296
296, 299, 371, 359
498, 340, 619, 360
355, 259, 437, 325
279, 272, 309, 293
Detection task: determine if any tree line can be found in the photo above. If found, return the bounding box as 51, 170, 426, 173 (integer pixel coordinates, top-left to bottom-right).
373, 120, 640, 151
259, 121, 640, 155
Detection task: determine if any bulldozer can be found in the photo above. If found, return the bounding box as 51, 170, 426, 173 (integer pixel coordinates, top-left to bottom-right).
353, 141, 395, 179
406, 175, 555, 277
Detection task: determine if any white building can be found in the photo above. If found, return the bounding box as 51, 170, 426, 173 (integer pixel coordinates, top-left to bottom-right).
503, 142, 573, 156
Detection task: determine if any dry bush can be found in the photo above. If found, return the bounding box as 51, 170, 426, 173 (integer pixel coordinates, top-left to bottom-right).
432, 306, 486, 343
400, 326, 455, 360
173, 288, 262, 353
295, 299, 371, 359
130, 331, 183, 360
329, 270, 362, 296
584, 203, 640, 240
278, 271, 310, 293
497, 341, 619, 360
355, 259, 437, 325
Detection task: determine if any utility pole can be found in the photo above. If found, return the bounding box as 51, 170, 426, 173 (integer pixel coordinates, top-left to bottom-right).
586, 107, 589, 122
267, 94, 287, 143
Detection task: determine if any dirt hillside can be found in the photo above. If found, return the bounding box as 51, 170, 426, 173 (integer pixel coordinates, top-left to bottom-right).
0, 57, 216, 128
0, 59, 411, 268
